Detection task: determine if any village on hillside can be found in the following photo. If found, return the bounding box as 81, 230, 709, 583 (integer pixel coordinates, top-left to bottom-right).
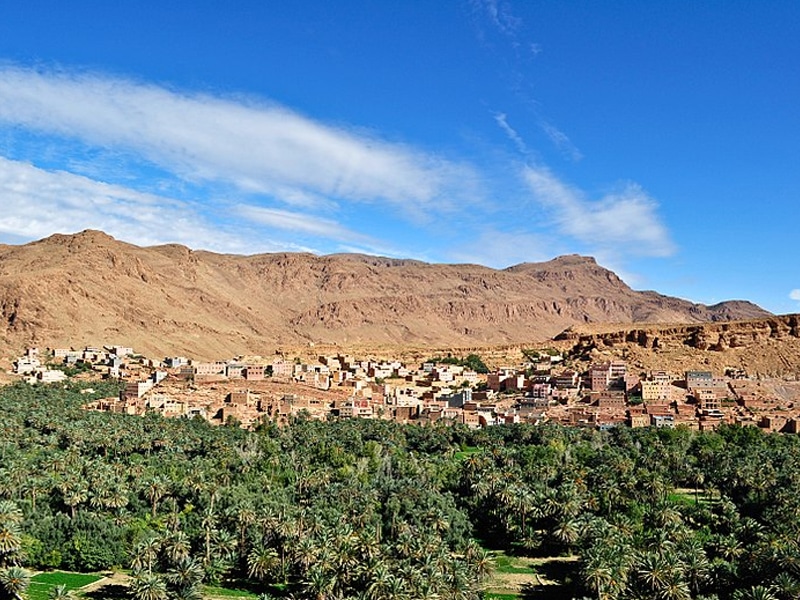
11, 343, 800, 434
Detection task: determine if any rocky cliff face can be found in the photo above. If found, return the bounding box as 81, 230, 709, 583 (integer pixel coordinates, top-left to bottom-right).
556, 315, 800, 377
0, 230, 772, 359
557, 315, 800, 350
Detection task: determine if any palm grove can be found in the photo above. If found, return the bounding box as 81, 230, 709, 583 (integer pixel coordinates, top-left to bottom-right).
2, 382, 800, 599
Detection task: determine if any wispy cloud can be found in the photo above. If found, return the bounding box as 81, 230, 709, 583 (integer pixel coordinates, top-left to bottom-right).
448, 229, 553, 267
0, 156, 301, 254
0, 65, 478, 215
478, 0, 523, 39
539, 120, 583, 162
493, 112, 528, 155
0, 63, 675, 277
522, 164, 675, 258
471, 2, 586, 163
790, 289, 800, 302
234, 205, 375, 246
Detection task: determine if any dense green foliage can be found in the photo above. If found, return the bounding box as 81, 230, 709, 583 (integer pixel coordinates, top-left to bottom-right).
3, 381, 800, 599
0, 382, 487, 599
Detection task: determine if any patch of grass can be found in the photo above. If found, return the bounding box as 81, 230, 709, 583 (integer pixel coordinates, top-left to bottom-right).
203, 584, 260, 598
486, 552, 580, 600
27, 586, 51, 600
667, 491, 696, 506
31, 572, 102, 587
669, 487, 719, 506
29, 571, 104, 600
454, 445, 481, 460
494, 554, 536, 574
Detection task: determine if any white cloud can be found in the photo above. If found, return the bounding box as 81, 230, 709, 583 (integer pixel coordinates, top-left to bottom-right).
472, 0, 523, 42
234, 205, 374, 246
539, 120, 583, 162
0, 64, 677, 274
494, 112, 528, 155
0, 156, 305, 254
790, 289, 800, 301
448, 229, 553, 268
0, 65, 478, 214
522, 164, 675, 258
483, 0, 523, 37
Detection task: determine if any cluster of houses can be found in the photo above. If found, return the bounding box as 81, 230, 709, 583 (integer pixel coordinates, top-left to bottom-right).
11, 344, 800, 433
13, 346, 71, 384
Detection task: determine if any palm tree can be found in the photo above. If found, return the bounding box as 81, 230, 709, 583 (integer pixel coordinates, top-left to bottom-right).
732, 585, 779, 600
552, 516, 581, 548
303, 564, 337, 600
636, 552, 673, 594
105, 485, 130, 514
366, 561, 393, 600
292, 536, 318, 572
680, 537, 711, 595
657, 575, 692, 600
162, 530, 191, 565
773, 572, 800, 600
47, 584, 72, 600
464, 540, 495, 583
582, 550, 614, 600
145, 476, 168, 519
166, 556, 204, 600
383, 574, 409, 600
247, 544, 280, 581
210, 528, 238, 563
0, 501, 24, 600
131, 536, 162, 574
61, 483, 88, 519
0, 505, 23, 564
129, 571, 168, 600
0, 566, 29, 600
235, 504, 256, 559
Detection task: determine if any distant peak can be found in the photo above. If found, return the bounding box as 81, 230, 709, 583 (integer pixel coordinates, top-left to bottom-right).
505, 254, 598, 272
43, 229, 117, 244
75, 229, 117, 242
551, 254, 597, 265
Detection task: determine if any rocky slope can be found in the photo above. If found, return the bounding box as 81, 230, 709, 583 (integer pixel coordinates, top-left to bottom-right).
0, 230, 771, 360
555, 315, 800, 377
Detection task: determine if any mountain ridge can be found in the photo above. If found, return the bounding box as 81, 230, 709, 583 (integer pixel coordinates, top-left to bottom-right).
0, 230, 771, 360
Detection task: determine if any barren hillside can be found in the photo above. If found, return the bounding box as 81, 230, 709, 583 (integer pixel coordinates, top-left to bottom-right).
0, 230, 771, 360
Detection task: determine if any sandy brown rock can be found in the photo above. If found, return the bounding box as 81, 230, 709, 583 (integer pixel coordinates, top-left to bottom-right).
555, 315, 800, 377
0, 230, 771, 360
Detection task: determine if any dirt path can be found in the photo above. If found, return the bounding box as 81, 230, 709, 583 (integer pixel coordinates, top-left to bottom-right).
486, 554, 579, 596
80, 571, 130, 593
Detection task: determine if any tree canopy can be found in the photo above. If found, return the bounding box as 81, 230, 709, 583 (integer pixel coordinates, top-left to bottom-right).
2, 381, 800, 599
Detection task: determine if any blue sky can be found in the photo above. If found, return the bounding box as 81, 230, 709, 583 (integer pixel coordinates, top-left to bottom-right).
0, 1, 797, 314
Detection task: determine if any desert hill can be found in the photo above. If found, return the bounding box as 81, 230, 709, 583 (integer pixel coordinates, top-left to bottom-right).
0, 230, 771, 360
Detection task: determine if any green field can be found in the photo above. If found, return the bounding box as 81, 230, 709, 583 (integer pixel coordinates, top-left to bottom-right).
202, 584, 260, 599
668, 487, 720, 507
483, 551, 579, 599
28, 572, 103, 600
494, 554, 538, 574
454, 445, 481, 460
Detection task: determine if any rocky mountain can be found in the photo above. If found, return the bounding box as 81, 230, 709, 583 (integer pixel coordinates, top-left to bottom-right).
0, 230, 771, 360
